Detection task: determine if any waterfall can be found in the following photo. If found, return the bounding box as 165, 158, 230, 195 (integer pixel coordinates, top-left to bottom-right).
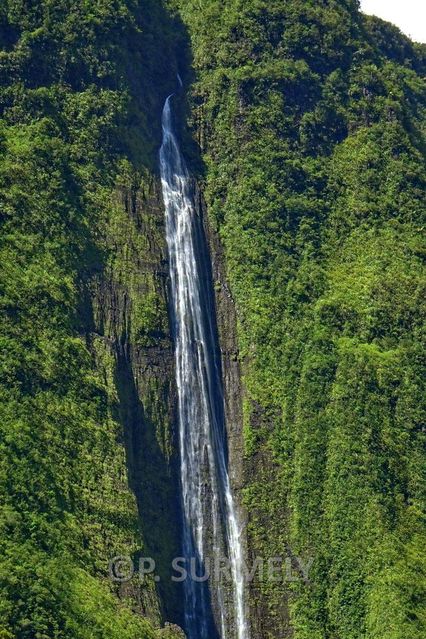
159, 94, 249, 639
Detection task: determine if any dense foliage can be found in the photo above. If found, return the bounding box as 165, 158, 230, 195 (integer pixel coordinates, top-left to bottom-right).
172, 1, 426, 637
1, 0, 425, 637
0, 1, 181, 637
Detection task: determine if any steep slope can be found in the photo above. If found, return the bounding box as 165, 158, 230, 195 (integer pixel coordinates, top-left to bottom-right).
0, 1, 184, 636
171, 1, 426, 637
1, 0, 425, 638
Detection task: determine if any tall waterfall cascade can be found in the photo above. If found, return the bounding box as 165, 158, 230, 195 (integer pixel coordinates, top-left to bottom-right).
159, 94, 249, 639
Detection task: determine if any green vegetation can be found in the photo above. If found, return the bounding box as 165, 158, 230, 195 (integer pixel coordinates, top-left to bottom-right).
172, 1, 426, 637
1, 0, 425, 637
0, 1, 182, 637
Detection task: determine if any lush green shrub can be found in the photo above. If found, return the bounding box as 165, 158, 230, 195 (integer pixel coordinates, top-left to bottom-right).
173, 1, 426, 636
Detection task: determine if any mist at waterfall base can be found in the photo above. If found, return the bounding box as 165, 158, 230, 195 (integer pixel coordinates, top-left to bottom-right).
159, 94, 249, 639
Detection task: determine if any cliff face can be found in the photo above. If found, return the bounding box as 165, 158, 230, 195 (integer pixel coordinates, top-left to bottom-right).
174, 1, 426, 637
0, 1, 186, 636
1, 1, 425, 638
90, 175, 184, 626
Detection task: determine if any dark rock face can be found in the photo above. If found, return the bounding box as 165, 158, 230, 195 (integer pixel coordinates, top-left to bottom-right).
91, 177, 184, 627
194, 183, 253, 634
195, 184, 245, 496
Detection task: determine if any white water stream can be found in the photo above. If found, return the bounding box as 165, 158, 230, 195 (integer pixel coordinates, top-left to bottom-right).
159, 95, 249, 639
